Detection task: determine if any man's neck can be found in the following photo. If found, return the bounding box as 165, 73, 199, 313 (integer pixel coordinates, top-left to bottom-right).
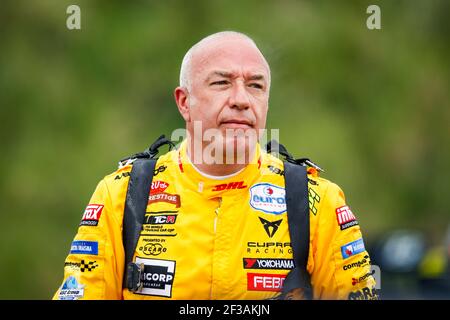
190, 162, 246, 177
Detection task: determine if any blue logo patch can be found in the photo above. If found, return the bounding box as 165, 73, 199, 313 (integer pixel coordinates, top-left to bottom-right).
59, 276, 85, 300
70, 240, 98, 255
341, 238, 365, 259
249, 183, 286, 215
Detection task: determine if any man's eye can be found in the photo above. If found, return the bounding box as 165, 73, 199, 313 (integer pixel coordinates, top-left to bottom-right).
210, 80, 229, 86
249, 83, 263, 89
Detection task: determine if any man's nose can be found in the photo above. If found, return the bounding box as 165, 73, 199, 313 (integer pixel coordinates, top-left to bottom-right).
229, 82, 251, 110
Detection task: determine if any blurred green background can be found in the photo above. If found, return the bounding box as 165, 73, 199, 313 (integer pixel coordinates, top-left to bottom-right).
0, 0, 449, 299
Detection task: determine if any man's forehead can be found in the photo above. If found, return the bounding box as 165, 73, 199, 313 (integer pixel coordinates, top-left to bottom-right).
205, 70, 267, 81
192, 37, 269, 74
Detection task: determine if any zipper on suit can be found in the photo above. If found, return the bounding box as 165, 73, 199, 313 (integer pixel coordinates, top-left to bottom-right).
210, 197, 222, 299
214, 198, 222, 233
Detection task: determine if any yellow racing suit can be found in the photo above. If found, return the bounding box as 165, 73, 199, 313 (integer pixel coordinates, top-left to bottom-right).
53, 140, 377, 300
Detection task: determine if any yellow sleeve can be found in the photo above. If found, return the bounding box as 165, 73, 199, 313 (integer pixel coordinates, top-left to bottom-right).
52, 178, 125, 300
307, 180, 378, 300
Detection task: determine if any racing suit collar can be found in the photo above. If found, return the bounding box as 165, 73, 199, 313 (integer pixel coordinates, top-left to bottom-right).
176, 139, 262, 199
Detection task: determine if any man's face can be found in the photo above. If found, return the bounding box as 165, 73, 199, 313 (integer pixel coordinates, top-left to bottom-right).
178, 37, 270, 162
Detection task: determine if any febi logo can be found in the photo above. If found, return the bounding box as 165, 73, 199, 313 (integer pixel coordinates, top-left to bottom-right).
341, 238, 365, 259
247, 273, 286, 292
250, 183, 286, 215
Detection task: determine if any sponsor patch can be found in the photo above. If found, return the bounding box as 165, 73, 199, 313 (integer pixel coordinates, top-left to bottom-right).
308, 188, 321, 215
150, 181, 169, 194
58, 276, 85, 300
135, 257, 175, 297
259, 217, 282, 238
80, 204, 104, 227
246, 242, 292, 255
64, 260, 99, 272
348, 286, 380, 300
212, 181, 247, 191
343, 255, 370, 271
114, 172, 130, 180
267, 165, 284, 176
336, 205, 359, 230
144, 213, 177, 225
153, 165, 167, 176
70, 241, 98, 255
352, 270, 375, 286
247, 273, 286, 292
148, 193, 181, 208
341, 238, 365, 259
142, 238, 166, 243
142, 212, 178, 236
243, 258, 295, 270
250, 183, 286, 215
139, 243, 167, 256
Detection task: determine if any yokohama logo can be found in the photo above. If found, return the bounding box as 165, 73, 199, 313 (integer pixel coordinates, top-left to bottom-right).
243, 258, 294, 270
336, 206, 359, 230
80, 204, 104, 226
247, 273, 286, 292
212, 181, 247, 191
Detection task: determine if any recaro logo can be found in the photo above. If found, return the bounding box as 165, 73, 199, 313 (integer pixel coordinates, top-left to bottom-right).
212, 181, 247, 191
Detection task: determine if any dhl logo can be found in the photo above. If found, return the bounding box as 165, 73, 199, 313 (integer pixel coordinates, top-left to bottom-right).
212, 181, 248, 191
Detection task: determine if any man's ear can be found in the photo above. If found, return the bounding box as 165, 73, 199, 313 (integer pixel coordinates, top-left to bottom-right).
174, 87, 191, 122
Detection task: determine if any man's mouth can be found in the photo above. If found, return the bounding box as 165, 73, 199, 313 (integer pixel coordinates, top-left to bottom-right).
220, 119, 254, 129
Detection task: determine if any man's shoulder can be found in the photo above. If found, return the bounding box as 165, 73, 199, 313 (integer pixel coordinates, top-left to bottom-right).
307, 169, 344, 199
261, 150, 285, 174
101, 148, 177, 185
263, 151, 341, 192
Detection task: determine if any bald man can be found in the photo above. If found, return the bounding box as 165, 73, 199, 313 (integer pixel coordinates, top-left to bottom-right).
53, 31, 378, 300
175, 32, 270, 177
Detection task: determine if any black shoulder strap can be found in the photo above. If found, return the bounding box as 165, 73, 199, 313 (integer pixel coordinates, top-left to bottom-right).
282, 161, 312, 299
122, 158, 156, 289
121, 135, 174, 290
266, 139, 314, 299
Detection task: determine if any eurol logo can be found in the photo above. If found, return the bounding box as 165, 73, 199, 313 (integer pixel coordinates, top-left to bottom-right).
250, 183, 286, 215
341, 238, 366, 259
150, 181, 169, 194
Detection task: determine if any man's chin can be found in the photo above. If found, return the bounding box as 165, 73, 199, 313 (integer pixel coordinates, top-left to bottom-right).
222, 136, 257, 165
